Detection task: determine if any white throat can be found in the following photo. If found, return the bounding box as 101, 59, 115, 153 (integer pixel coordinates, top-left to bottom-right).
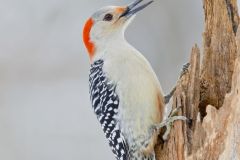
92, 30, 132, 62
91, 16, 135, 62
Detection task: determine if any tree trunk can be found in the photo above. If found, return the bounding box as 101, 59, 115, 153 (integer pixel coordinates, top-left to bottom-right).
154, 0, 240, 159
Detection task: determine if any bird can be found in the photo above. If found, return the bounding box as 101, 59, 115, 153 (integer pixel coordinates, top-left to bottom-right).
82, 0, 187, 159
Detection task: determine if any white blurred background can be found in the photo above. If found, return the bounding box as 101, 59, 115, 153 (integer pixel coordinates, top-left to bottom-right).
0, 0, 204, 159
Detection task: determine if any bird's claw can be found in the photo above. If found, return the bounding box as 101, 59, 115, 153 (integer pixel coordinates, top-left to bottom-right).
164, 62, 190, 104
151, 106, 188, 141
168, 106, 181, 117
179, 62, 190, 78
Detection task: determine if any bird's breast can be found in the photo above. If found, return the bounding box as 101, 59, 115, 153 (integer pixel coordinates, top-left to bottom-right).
102, 49, 164, 144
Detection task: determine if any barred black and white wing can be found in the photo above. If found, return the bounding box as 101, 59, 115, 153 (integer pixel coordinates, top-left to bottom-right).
89, 59, 129, 160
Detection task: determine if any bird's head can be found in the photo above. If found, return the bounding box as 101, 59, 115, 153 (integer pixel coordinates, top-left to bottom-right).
83, 0, 153, 61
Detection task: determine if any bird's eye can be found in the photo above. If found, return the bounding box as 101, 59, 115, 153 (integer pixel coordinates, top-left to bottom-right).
103, 13, 113, 21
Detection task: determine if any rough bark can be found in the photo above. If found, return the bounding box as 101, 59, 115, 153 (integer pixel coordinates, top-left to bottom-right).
154, 0, 240, 159
200, 0, 239, 115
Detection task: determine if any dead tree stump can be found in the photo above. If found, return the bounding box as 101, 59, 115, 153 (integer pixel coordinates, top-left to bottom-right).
154, 0, 240, 159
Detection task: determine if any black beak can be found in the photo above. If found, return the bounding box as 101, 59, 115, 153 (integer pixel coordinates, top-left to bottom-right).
120, 0, 154, 18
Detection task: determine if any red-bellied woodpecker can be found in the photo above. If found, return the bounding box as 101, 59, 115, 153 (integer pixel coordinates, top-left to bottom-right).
82, 0, 188, 159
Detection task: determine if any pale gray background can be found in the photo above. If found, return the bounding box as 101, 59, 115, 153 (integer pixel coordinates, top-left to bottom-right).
0, 0, 206, 159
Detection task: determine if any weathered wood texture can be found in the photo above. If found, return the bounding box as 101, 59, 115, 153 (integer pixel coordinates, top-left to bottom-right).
200, 0, 239, 114
155, 0, 240, 159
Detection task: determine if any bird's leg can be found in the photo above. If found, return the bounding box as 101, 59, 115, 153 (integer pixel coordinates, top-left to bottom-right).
164, 62, 190, 104
163, 106, 188, 140
153, 106, 188, 141
179, 62, 190, 79
164, 86, 176, 104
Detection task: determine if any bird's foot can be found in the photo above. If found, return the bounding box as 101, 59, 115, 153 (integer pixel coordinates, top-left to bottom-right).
179, 62, 190, 78
151, 107, 188, 141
